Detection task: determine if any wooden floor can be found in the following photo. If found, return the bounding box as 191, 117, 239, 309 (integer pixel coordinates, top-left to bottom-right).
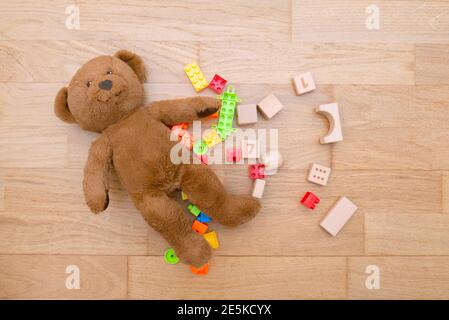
1, 0, 449, 300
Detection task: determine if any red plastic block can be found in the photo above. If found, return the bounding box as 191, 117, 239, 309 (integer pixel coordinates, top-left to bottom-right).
190, 263, 209, 275
248, 164, 265, 180
192, 220, 208, 234
208, 74, 227, 94
300, 192, 320, 210
195, 154, 208, 165
226, 148, 242, 163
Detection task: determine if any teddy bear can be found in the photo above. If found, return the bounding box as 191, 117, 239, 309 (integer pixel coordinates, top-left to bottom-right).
54, 50, 261, 268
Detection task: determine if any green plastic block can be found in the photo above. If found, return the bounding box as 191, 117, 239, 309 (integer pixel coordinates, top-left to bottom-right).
188, 204, 201, 217
164, 248, 179, 265
193, 140, 208, 155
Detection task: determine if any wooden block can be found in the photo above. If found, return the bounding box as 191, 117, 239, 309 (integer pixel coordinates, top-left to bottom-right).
257, 94, 283, 119
308, 163, 331, 186
252, 179, 265, 199
242, 138, 260, 159
320, 196, 358, 236
293, 72, 316, 95
315, 103, 343, 144
237, 104, 258, 125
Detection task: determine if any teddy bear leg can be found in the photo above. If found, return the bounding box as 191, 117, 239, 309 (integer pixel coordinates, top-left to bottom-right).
180, 165, 261, 227
133, 193, 212, 267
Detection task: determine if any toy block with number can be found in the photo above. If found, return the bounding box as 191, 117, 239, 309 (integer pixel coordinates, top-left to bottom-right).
242, 138, 260, 159
188, 204, 201, 217
203, 129, 221, 148
320, 196, 358, 236
203, 231, 219, 249
252, 179, 266, 199
190, 263, 209, 275
226, 147, 242, 163
208, 74, 227, 94
215, 85, 241, 140
300, 192, 320, 210
315, 103, 343, 144
237, 104, 258, 125
192, 220, 208, 234
184, 62, 208, 92
249, 164, 265, 180
257, 94, 283, 119
293, 72, 316, 95
308, 163, 331, 186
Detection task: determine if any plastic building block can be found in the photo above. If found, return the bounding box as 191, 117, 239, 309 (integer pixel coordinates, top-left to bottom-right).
203, 231, 219, 249
208, 74, 227, 94
192, 220, 208, 234
190, 263, 209, 275
180, 131, 194, 150
300, 192, 320, 210
293, 72, 316, 95
252, 179, 265, 199
315, 103, 343, 144
226, 147, 242, 163
208, 111, 219, 119
261, 150, 283, 175
193, 140, 208, 155
242, 138, 260, 159
181, 191, 188, 200
203, 129, 221, 148
184, 62, 208, 92
237, 104, 258, 125
197, 212, 212, 223
188, 204, 201, 217
171, 123, 190, 141
320, 196, 358, 236
164, 248, 179, 265
195, 153, 208, 165
249, 164, 265, 180
214, 85, 241, 140
308, 163, 331, 186
257, 94, 283, 119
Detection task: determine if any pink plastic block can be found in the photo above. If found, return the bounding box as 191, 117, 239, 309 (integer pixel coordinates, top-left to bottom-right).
195, 154, 208, 165
248, 164, 265, 180
300, 192, 320, 210
226, 148, 242, 163
208, 74, 227, 94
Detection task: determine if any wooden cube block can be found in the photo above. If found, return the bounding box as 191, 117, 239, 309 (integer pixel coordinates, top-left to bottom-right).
293, 72, 316, 95
307, 163, 331, 186
320, 196, 358, 236
252, 179, 266, 199
237, 104, 258, 125
257, 94, 283, 119
242, 138, 260, 159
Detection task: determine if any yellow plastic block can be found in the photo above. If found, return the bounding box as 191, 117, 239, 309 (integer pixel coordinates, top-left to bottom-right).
184, 62, 208, 92
203, 231, 219, 249
203, 129, 221, 148
181, 192, 188, 201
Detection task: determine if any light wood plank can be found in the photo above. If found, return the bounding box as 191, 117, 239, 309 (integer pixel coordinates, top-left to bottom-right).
0, 0, 290, 42
0, 169, 148, 255
443, 172, 449, 214
200, 42, 415, 85
0, 255, 127, 299
0, 170, 4, 211
128, 256, 346, 299
332, 85, 449, 170
416, 44, 449, 85
366, 213, 449, 255
293, 0, 449, 43
348, 257, 449, 299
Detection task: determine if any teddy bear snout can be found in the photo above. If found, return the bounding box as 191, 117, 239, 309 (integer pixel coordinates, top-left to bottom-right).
99, 79, 113, 91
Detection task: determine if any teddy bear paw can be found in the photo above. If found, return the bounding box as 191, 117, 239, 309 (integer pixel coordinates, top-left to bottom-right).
218, 194, 261, 227
175, 233, 212, 268
86, 191, 109, 214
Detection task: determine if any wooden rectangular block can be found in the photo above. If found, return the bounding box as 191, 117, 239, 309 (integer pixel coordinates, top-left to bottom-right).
308, 163, 331, 186
320, 196, 358, 236
252, 179, 265, 199
257, 94, 283, 119
237, 104, 258, 125
293, 72, 316, 95
242, 138, 260, 159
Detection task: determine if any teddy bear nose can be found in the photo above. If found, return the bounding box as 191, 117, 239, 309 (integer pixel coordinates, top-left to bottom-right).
99, 79, 113, 91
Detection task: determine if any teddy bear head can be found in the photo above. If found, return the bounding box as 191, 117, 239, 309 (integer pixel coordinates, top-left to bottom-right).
54, 50, 146, 132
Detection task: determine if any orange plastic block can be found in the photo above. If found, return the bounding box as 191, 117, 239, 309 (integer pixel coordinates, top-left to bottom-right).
192, 220, 208, 234
208, 111, 219, 119
190, 263, 209, 275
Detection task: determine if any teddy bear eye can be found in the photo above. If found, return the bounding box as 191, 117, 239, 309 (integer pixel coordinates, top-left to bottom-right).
107, 70, 113, 75
86, 81, 92, 87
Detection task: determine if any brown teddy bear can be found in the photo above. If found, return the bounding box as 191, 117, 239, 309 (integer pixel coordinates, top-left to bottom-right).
54, 50, 261, 268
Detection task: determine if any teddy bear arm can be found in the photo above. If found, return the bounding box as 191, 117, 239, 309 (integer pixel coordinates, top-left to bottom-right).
83, 134, 113, 214
147, 96, 219, 126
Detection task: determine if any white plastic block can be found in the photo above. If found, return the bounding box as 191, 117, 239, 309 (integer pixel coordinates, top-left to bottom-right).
293, 72, 316, 95
252, 179, 265, 199
315, 103, 343, 144
307, 163, 331, 186
320, 196, 358, 236
257, 94, 283, 119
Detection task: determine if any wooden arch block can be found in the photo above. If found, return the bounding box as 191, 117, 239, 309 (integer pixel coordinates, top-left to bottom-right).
315, 103, 343, 144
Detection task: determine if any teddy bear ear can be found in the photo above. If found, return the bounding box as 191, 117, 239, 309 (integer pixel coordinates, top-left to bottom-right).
54, 87, 76, 123
114, 50, 146, 83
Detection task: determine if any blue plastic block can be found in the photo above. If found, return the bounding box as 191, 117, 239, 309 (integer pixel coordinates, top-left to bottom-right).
197, 212, 212, 223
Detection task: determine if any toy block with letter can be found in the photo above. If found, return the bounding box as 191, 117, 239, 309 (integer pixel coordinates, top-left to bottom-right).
293, 72, 316, 95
